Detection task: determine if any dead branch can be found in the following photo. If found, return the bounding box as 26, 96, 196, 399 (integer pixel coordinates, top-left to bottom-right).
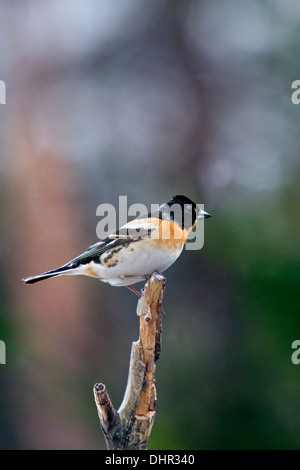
93, 272, 166, 450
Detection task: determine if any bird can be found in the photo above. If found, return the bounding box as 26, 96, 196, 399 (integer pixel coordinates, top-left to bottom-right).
22, 195, 211, 296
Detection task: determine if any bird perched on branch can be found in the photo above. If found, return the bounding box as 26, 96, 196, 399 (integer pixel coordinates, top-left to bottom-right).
22, 195, 211, 296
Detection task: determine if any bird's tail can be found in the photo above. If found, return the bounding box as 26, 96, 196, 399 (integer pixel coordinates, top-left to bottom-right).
22, 266, 74, 284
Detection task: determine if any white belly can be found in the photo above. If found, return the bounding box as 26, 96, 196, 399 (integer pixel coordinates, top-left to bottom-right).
90, 241, 183, 286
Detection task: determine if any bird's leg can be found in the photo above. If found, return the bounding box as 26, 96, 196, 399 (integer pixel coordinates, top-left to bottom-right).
125, 285, 142, 298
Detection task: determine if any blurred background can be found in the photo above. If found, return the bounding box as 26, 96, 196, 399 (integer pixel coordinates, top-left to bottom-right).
1, 0, 300, 450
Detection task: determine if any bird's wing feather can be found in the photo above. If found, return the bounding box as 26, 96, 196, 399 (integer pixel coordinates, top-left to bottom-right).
64, 218, 159, 268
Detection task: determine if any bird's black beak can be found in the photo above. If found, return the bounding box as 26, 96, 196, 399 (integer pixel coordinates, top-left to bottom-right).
197, 209, 212, 220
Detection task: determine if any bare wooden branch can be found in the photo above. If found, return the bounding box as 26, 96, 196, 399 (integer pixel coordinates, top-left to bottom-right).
93, 272, 166, 450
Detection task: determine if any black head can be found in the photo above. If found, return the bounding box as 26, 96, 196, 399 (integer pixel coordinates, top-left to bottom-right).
159, 195, 210, 230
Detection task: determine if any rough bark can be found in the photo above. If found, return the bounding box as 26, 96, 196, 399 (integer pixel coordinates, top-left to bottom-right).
93, 272, 166, 450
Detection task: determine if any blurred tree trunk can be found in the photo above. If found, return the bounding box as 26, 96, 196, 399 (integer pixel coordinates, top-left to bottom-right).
7, 102, 99, 449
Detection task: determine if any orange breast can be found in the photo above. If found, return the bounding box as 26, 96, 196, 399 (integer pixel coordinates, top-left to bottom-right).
150, 219, 189, 251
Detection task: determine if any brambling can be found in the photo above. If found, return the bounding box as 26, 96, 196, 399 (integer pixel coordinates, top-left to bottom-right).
22, 195, 211, 296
